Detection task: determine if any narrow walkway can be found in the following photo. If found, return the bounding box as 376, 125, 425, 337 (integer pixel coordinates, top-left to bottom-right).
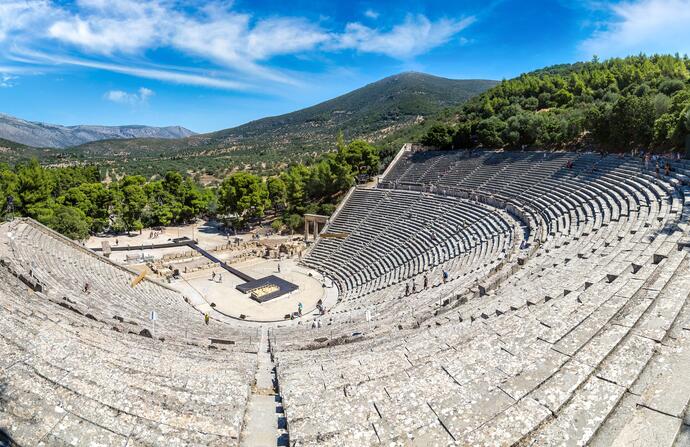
240, 327, 289, 446
187, 241, 256, 282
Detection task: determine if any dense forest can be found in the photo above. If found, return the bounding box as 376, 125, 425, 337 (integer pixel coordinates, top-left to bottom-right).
416, 55, 690, 153
0, 137, 378, 240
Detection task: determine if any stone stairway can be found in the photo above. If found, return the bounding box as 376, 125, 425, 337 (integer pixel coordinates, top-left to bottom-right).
240, 327, 288, 446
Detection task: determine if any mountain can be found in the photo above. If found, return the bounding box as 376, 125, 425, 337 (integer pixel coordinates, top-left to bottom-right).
71, 72, 498, 159
0, 113, 196, 148
205, 72, 498, 150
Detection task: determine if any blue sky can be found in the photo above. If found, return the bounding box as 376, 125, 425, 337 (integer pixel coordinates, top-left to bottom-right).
1, 0, 689, 133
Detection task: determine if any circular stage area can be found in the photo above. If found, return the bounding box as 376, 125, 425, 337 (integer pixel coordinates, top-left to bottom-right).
172, 257, 327, 322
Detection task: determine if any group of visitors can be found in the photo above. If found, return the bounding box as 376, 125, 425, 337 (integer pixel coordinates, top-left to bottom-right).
642, 152, 678, 178
148, 231, 163, 239
210, 271, 223, 283
404, 270, 448, 296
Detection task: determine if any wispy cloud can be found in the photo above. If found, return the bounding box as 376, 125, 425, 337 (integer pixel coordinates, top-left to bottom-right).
104, 87, 153, 105
580, 0, 690, 58
0, 1, 477, 90
0, 73, 16, 87
8, 49, 251, 90
364, 9, 379, 19
335, 15, 476, 59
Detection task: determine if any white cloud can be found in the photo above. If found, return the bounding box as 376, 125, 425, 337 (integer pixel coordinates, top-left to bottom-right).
0, 1, 478, 89
0, 0, 58, 42
104, 86, 154, 104
14, 50, 250, 90
335, 14, 476, 59
49, 15, 160, 55
0, 73, 16, 87
580, 0, 690, 58
364, 9, 379, 19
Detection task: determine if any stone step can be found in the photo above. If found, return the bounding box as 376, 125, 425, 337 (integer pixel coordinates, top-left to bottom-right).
531, 376, 626, 446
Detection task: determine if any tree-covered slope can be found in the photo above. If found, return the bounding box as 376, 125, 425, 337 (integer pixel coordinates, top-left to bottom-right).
71, 72, 497, 159
416, 55, 690, 153
207, 72, 496, 147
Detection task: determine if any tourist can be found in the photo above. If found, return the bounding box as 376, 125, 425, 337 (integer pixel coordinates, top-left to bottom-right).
655, 162, 660, 178
412, 280, 416, 293
423, 275, 428, 289
298, 302, 303, 316
277, 263, 281, 273
218, 274, 222, 283
317, 320, 322, 328
211, 271, 216, 280
83, 282, 90, 294
204, 313, 209, 325
405, 283, 409, 296
115, 238, 119, 246
665, 161, 670, 176
443, 270, 449, 283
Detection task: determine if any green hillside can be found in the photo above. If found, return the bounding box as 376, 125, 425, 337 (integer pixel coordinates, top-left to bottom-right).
0, 137, 65, 165
413, 55, 690, 153
66, 73, 497, 176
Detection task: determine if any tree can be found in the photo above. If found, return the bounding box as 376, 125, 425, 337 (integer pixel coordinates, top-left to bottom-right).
604, 95, 655, 148
271, 218, 284, 234
286, 213, 303, 235
48, 205, 91, 240
477, 117, 507, 147
452, 121, 474, 148
15, 159, 54, 218
267, 177, 287, 213
282, 165, 309, 212
421, 124, 454, 149
0, 164, 18, 217
339, 140, 379, 176
553, 89, 574, 106
113, 175, 147, 233
218, 172, 270, 225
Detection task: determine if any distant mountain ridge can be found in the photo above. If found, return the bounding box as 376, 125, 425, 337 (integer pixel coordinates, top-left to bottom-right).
0, 113, 196, 148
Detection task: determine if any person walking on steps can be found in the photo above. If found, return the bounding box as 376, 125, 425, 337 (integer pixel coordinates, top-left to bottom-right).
204, 313, 210, 325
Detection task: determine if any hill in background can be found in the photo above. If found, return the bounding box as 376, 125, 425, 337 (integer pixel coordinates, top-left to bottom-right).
67, 73, 497, 175
0, 113, 196, 148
